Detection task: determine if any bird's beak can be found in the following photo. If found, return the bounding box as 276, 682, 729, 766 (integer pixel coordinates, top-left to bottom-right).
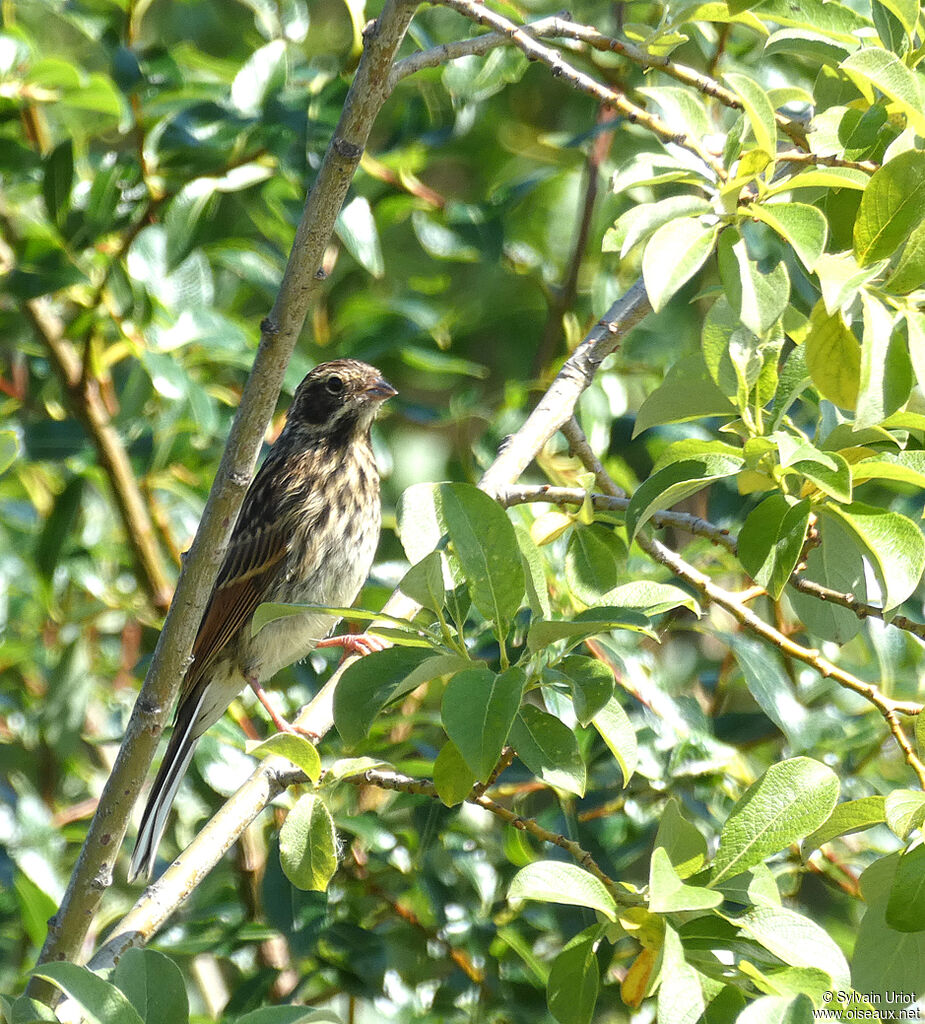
366, 376, 398, 402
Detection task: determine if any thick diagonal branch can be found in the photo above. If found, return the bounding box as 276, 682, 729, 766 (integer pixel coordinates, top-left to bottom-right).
32, 0, 420, 989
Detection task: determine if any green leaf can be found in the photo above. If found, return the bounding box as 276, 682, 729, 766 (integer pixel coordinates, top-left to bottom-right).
723, 72, 777, 159
397, 552, 446, 613
885, 845, 925, 932
788, 450, 852, 503
748, 202, 827, 271
626, 455, 744, 542
565, 524, 627, 605
750, 0, 870, 44
547, 929, 600, 1024
42, 139, 73, 228
439, 483, 526, 632
841, 51, 925, 141
655, 797, 708, 878
433, 740, 475, 807
736, 906, 851, 988
642, 216, 718, 312
638, 85, 711, 137
856, 292, 911, 429
717, 230, 789, 336
527, 608, 657, 652
233, 1009, 343, 1024
556, 655, 614, 726
442, 667, 524, 781
729, 635, 813, 750
854, 853, 925, 1001
113, 949, 189, 1024
853, 451, 925, 489
510, 704, 586, 797
803, 300, 860, 409
336, 196, 385, 278
324, 757, 391, 782
230, 38, 287, 115
634, 353, 736, 435
657, 925, 705, 1024
279, 794, 338, 892
814, 251, 885, 314
738, 495, 810, 599
765, 166, 870, 197
823, 502, 925, 611
802, 797, 887, 855
649, 847, 722, 912
333, 647, 447, 746
763, 29, 852, 67
592, 696, 637, 787
508, 861, 617, 921
30, 963, 144, 1024
247, 732, 322, 784
875, 0, 918, 35
36, 476, 85, 580
787, 514, 866, 643
887, 218, 925, 293
711, 757, 839, 885
0, 430, 19, 476
604, 194, 712, 257
885, 789, 925, 839
853, 150, 925, 266
516, 525, 552, 619
602, 581, 700, 617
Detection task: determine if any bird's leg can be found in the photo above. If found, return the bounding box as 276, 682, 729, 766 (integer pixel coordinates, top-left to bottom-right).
246, 674, 319, 742
316, 633, 388, 657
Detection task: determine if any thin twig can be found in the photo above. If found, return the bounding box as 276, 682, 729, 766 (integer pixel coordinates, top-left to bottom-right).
534, 108, 616, 374
499, 481, 925, 644
17, 295, 173, 611
351, 768, 642, 906
498, 483, 735, 549
560, 419, 925, 786
430, 0, 726, 180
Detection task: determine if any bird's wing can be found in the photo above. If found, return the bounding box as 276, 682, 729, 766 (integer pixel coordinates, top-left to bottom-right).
180, 515, 290, 701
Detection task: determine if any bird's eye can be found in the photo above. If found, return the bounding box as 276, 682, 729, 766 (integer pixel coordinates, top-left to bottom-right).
325, 375, 345, 396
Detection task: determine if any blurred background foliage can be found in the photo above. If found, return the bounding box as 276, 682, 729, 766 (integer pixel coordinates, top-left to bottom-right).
2, 0, 925, 1020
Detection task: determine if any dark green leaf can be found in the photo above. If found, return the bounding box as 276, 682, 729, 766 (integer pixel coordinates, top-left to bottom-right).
510, 704, 586, 796
334, 648, 441, 746
442, 667, 524, 781
739, 495, 810, 599
113, 949, 189, 1024
711, 758, 839, 885
626, 455, 744, 541
279, 795, 338, 892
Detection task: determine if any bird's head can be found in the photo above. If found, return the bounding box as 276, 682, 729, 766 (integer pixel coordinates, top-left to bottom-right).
284, 359, 397, 445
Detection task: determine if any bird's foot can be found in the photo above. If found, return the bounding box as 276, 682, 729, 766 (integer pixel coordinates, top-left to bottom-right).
247, 675, 320, 743
316, 632, 387, 657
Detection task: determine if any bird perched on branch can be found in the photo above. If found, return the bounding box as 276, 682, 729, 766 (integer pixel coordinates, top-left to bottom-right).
129, 358, 396, 882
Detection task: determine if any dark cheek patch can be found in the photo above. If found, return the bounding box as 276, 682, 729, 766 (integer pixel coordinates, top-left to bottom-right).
298, 381, 340, 425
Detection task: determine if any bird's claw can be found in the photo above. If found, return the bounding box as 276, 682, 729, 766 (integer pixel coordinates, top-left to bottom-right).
316, 632, 387, 657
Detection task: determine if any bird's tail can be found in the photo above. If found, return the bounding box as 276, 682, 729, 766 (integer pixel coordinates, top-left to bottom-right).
128, 690, 205, 882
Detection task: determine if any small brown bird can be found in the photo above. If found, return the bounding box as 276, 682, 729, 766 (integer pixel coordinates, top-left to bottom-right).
129, 359, 396, 881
